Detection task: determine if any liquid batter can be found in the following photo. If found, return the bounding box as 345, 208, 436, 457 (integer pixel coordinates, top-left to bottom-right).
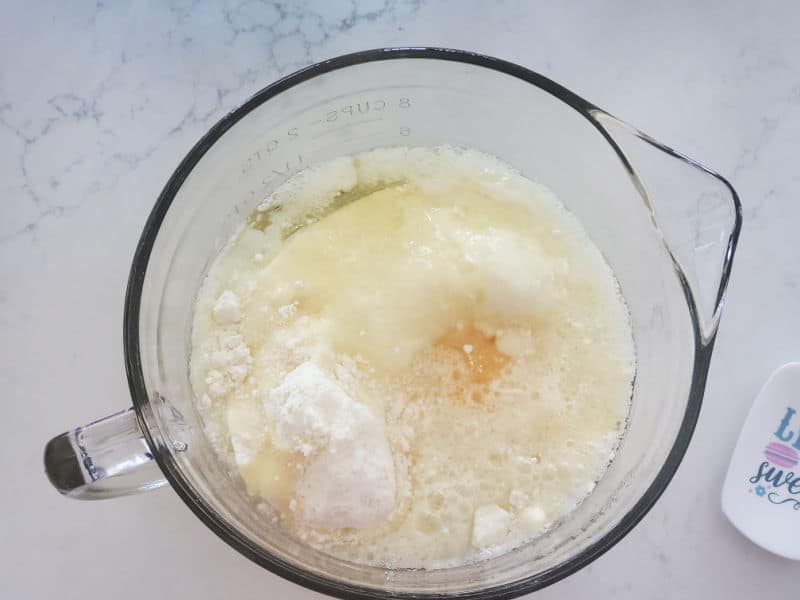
190, 145, 635, 567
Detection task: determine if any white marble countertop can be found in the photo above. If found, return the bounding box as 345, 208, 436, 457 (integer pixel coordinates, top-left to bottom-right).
2, 1, 798, 598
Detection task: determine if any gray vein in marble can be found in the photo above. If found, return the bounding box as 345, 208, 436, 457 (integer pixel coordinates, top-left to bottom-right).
732, 116, 779, 178
0, 205, 80, 244
0, 0, 424, 247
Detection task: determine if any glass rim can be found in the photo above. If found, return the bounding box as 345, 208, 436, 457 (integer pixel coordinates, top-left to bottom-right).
122, 47, 739, 599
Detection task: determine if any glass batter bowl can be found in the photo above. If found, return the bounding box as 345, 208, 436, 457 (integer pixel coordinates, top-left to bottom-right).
44, 48, 741, 598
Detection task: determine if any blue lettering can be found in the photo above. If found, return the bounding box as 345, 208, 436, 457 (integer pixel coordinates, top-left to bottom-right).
775, 406, 796, 443
750, 461, 771, 484
750, 462, 800, 493
765, 467, 786, 486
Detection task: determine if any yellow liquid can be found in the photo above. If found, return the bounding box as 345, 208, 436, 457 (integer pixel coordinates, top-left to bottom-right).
190, 146, 635, 567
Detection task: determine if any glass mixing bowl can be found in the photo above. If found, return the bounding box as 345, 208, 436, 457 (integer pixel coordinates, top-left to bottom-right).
44, 48, 741, 598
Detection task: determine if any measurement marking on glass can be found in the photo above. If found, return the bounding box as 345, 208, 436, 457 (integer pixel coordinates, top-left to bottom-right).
310, 117, 386, 140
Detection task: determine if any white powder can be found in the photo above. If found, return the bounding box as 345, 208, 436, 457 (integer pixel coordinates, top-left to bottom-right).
472, 504, 512, 549
517, 505, 547, 533
265, 361, 369, 455
264, 361, 396, 529
213, 290, 242, 324
297, 428, 396, 529
204, 330, 252, 399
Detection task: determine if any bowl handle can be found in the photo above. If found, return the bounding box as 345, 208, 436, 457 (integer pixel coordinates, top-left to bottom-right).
44, 407, 167, 499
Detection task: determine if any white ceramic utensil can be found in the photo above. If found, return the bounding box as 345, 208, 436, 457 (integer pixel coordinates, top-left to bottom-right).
722, 363, 800, 559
